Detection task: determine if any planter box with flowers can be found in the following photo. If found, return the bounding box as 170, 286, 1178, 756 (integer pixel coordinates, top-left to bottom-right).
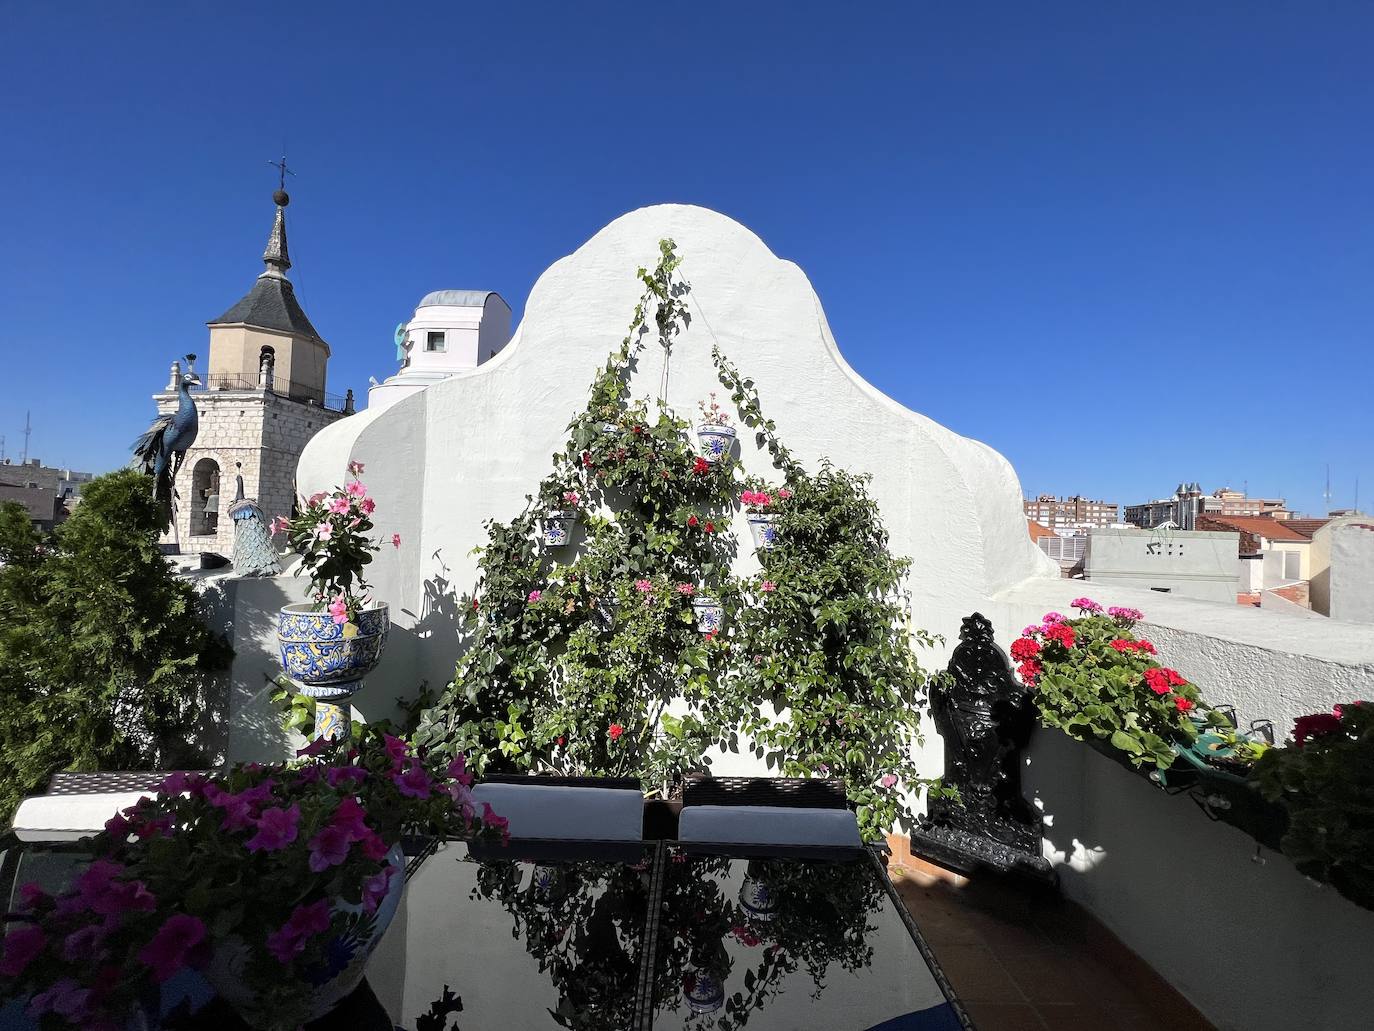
540, 490, 583, 548
272, 461, 402, 740
1016, 596, 1374, 912
0, 728, 504, 1030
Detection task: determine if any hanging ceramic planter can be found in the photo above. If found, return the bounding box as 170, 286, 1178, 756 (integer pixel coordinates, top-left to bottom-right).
747, 513, 780, 550
683, 969, 725, 1015
695, 422, 736, 463
738, 861, 778, 922
691, 595, 724, 634
541, 511, 576, 548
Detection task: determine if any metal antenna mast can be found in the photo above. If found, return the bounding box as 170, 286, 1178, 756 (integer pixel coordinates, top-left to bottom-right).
1324, 464, 1333, 515
19, 412, 31, 465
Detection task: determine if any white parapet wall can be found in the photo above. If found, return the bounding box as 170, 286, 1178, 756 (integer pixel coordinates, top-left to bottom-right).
1024, 729, 1374, 1031
294, 203, 1056, 772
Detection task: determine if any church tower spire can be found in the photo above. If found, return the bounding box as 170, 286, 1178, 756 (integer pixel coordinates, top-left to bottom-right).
261, 189, 292, 279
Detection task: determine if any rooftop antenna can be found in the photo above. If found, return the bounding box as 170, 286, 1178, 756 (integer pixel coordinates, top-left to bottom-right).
1324, 464, 1333, 515
0, 435, 5, 463
19, 411, 31, 465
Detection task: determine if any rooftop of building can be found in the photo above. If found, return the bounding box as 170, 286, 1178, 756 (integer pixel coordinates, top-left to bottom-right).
416, 289, 507, 309
1196, 514, 1310, 541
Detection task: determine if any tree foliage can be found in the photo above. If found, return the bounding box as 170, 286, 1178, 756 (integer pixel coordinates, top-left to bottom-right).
0, 469, 232, 824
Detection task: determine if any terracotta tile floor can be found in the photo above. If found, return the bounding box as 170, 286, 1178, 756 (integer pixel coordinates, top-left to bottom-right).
887, 851, 1216, 1031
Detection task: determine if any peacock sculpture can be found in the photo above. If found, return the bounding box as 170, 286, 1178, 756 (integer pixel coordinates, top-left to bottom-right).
131, 354, 201, 532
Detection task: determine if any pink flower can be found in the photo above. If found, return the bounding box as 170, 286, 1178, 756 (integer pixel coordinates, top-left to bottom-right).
359, 829, 390, 861
347, 460, 365, 475
383, 734, 409, 762
328, 496, 350, 514
1042, 612, 1066, 625
676, 582, 696, 595
0, 925, 46, 977
137, 914, 206, 983
1293, 712, 1343, 748
155, 770, 203, 797
330, 795, 372, 842
481, 802, 510, 842
307, 492, 327, 507
329, 594, 349, 625
315, 522, 333, 541
361, 865, 394, 914
245, 804, 301, 853
346, 480, 368, 498
1021, 624, 1044, 637
1070, 597, 1103, 614
391, 533, 402, 549
91, 877, 156, 917
297, 734, 331, 758
326, 765, 367, 789
269, 516, 291, 536
266, 900, 332, 965
777, 487, 793, 499
446, 753, 473, 787
634, 579, 653, 593
15, 881, 47, 911
307, 824, 352, 872
563, 490, 581, 507
1108, 606, 1144, 623
880, 774, 898, 789
61, 924, 105, 963
761, 580, 777, 592
360, 497, 376, 515
393, 764, 432, 799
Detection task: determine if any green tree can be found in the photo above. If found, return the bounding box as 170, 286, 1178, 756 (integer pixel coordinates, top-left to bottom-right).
0, 470, 232, 825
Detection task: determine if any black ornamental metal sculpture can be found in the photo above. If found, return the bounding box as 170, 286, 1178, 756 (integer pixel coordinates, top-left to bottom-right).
131, 354, 201, 534
912, 612, 1053, 880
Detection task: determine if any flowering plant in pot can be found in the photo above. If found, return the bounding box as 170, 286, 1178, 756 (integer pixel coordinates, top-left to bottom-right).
537, 484, 582, 548
273, 462, 399, 710
1014, 599, 1227, 772
0, 727, 505, 1031
1254, 701, 1374, 911
740, 481, 791, 551
694, 392, 736, 463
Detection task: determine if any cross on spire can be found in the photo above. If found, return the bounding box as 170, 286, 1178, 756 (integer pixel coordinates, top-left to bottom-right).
268, 155, 295, 192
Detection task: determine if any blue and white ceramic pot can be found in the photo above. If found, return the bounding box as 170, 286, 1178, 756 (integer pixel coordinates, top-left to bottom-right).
747, 513, 780, 550
277, 602, 390, 689
684, 969, 725, 1015
738, 869, 777, 922
203, 844, 406, 1026
691, 595, 724, 634
541, 511, 576, 548
695, 423, 736, 463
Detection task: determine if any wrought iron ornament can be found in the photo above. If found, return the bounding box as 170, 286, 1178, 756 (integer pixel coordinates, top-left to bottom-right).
912, 612, 1054, 880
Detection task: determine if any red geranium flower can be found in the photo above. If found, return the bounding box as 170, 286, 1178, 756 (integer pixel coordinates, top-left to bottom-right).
581, 451, 593, 468
1143, 668, 1172, 695
1010, 638, 1041, 662
687, 514, 699, 528
705, 521, 716, 533
1016, 659, 1042, 685
1174, 696, 1195, 713
1293, 712, 1343, 748
692, 457, 710, 476
608, 723, 625, 742
1044, 623, 1076, 649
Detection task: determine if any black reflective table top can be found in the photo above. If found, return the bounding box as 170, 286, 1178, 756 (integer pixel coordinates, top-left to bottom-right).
1, 839, 968, 1031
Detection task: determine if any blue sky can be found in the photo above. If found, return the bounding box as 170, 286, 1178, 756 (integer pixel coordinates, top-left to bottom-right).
1, 2, 1369, 516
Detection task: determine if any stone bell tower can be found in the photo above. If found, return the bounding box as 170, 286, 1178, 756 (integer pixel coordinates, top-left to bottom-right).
155, 180, 353, 556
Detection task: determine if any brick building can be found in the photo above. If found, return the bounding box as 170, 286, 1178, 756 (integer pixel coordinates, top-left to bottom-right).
1023, 494, 1119, 529
153, 187, 351, 555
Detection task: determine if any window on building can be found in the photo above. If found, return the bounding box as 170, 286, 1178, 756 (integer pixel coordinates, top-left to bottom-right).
190, 458, 220, 537
426, 331, 446, 353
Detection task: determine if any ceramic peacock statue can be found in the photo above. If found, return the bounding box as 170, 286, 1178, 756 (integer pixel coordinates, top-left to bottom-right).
131, 354, 201, 532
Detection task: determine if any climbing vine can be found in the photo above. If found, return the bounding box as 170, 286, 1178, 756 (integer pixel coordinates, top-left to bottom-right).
414, 241, 940, 837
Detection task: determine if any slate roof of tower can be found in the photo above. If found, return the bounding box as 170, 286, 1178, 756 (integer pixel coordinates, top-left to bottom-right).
209, 275, 324, 341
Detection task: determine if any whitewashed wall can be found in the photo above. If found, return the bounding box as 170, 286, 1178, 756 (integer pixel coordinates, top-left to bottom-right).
296, 204, 1055, 773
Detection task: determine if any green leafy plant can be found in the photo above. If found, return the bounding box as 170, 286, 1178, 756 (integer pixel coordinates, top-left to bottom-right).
1015, 600, 1225, 771
0, 472, 232, 826
1254, 701, 1374, 910
415, 241, 940, 839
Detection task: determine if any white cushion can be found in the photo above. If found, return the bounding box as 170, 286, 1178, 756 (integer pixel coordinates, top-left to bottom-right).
11, 792, 151, 841
470, 783, 643, 841
678, 805, 862, 847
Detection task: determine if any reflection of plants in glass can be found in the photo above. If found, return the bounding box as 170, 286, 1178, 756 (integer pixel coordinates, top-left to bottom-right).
471, 858, 651, 1030
657, 854, 885, 1030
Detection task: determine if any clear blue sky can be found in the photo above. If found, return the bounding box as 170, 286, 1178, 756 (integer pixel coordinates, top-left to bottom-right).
1, 2, 1369, 517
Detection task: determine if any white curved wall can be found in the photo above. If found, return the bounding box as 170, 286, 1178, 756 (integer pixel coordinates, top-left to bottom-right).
298, 204, 1055, 758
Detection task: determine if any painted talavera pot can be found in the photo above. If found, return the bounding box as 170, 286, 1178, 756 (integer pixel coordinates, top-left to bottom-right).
691, 596, 724, 634
684, 969, 725, 1015
541, 511, 576, 548
277, 602, 390, 688
203, 844, 406, 1026
695, 423, 736, 463
747, 512, 780, 550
